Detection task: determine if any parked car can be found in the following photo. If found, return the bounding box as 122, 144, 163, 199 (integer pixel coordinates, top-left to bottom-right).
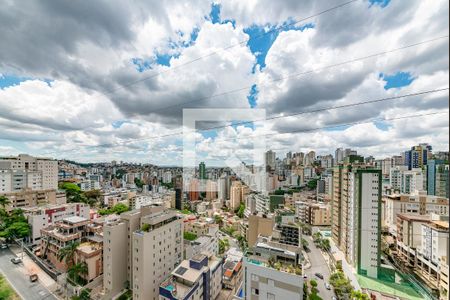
332, 296, 337, 300
29, 274, 38, 282
325, 282, 331, 290
315, 273, 324, 279
303, 274, 308, 279
11, 257, 22, 264
0, 244, 7, 249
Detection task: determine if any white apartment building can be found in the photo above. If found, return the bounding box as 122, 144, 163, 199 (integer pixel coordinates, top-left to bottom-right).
0, 154, 58, 191
243, 257, 303, 299
159, 253, 222, 300
332, 165, 381, 278
390, 166, 424, 194
419, 221, 448, 266
78, 180, 100, 191
383, 192, 449, 235
24, 202, 90, 244
132, 207, 183, 300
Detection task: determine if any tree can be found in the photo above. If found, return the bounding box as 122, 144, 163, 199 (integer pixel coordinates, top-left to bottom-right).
141, 223, 150, 232
71, 288, 91, 300
330, 272, 353, 298
307, 179, 318, 190
236, 203, 245, 218
310, 279, 318, 288
183, 231, 197, 241
134, 178, 144, 189
214, 215, 223, 227
1, 222, 30, 239
113, 203, 129, 214
0, 208, 30, 241
351, 290, 369, 300
0, 196, 10, 208
301, 238, 309, 249
58, 241, 80, 267
68, 262, 88, 285
321, 239, 331, 252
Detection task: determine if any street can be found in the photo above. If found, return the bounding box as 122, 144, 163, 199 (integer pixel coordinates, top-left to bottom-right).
0, 247, 58, 300
304, 237, 336, 300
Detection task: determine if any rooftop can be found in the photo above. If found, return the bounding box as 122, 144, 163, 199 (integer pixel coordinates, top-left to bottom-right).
64, 215, 89, 224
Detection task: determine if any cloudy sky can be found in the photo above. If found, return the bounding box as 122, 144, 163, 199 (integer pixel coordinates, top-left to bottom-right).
0, 0, 448, 166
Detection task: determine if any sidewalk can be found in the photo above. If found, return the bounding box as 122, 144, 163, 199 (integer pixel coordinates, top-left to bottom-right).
9, 244, 57, 291
329, 240, 361, 291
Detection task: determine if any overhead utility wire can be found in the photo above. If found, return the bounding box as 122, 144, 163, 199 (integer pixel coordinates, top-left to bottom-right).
104, 0, 359, 97
142, 35, 449, 114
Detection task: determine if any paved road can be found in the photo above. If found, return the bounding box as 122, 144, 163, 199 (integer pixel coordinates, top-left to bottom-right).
0, 248, 58, 300
304, 237, 336, 300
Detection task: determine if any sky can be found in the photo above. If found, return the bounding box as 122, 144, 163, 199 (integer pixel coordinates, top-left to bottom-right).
0, 0, 448, 166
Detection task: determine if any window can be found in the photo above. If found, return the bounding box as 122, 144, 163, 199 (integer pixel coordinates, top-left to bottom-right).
252, 288, 259, 295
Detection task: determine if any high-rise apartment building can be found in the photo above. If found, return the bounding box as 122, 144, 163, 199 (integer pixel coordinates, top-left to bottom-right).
0, 154, 58, 192
390, 166, 424, 194
404, 143, 432, 170
132, 207, 183, 300
335, 148, 344, 164
427, 160, 449, 198
265, 150, 276, 170
332, 163, 381, 278
199, 162, 206, 180
103, 205, 183, 300
230, 181, 243, 210
159, 253, 222, 300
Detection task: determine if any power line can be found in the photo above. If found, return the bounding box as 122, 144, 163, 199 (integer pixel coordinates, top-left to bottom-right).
36, 88, 448, 155
105, 0, 359, 97
131, 35, 449, 115
42, 107, 449, 157
204, 110, 449, 144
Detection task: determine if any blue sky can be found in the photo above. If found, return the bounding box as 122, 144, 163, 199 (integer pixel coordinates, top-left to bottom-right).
0, 0, 448, 164
380, 71, 415, 89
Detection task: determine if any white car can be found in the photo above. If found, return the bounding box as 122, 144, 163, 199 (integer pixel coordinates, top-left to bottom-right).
325, 282, 331, 290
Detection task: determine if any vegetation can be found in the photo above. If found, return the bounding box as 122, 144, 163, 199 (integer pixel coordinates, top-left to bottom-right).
68, 262, 88, 286
236, 234, 248, 250
98, 203, 129, 216
300, 223, 312, 235
301, 238, 309, 250
134, 178, 144, 189
57, 241, 80, 267
113, 169, 126, 179
59, 182, 103, 207
235, 203, 245, 218
221, 226, 236, 236
351, 290, 370, 300
219, 238, 229, 254
329, 271, 353, 299
117, 289, 133, 300
141, 223, 151, 232
0, 196, 10, 208
307, 178, 318, 190
0, 205, 31, 241
161, 182, 174, 189
71, 288, 91, 300
0, 274, 20, 300
313, 232, 331, 251
214, 215, 223, 227
180, 209, 193, 215
183, 231, 197, 241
